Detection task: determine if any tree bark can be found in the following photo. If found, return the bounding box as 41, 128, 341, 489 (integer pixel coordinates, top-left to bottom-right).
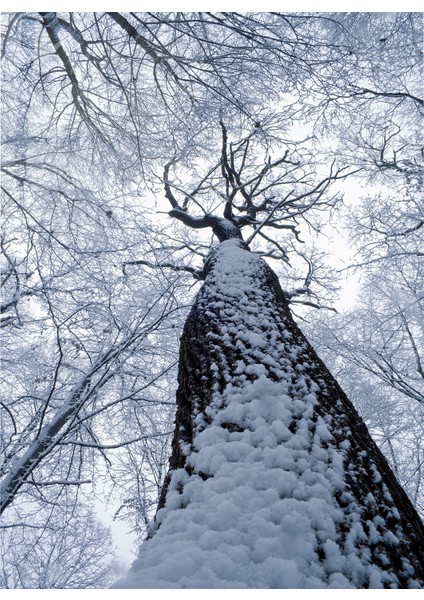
133, 239, 424, 588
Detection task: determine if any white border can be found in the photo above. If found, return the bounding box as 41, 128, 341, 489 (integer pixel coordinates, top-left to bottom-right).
1, 3, 424, 13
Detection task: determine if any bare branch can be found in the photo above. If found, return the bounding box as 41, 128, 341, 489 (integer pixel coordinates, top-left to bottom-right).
123, 258, 203, 279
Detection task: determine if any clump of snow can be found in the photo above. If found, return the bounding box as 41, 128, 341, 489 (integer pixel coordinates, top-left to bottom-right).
113, 240, 422, 589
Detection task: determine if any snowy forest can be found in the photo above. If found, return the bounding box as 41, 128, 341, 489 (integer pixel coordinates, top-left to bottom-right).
0, 11, 423, 589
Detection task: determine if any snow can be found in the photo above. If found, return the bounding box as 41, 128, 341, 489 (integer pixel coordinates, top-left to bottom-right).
113, 239, 422, 589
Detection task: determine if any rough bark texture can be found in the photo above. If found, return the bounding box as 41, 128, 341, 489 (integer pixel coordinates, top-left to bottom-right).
120, 239, 423, 589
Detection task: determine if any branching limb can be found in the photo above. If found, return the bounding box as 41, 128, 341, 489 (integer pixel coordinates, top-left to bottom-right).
60, 432, 172, 451
288, 298, 337, 312
107, 12, 189, 95
352, 85, 423, 108
25, 479, 92, 487
1, 12, 23, 59
255, 230, 290, 263
123, 258, 203, 279
163, 161, 180, 209
399, 311, 424, 381
285, 254, 314, 298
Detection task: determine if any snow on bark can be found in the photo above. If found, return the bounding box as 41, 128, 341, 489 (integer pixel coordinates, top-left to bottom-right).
114, 239, 424, 589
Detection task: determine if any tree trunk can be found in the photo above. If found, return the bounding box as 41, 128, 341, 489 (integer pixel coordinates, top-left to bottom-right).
116, 239, 424, 589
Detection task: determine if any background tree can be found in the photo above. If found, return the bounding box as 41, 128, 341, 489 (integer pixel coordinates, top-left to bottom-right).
0, 503, 118, 588
303, 134, 424, 515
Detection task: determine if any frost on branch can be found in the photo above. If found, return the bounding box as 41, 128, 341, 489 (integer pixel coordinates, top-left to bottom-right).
114, 240, 424, 589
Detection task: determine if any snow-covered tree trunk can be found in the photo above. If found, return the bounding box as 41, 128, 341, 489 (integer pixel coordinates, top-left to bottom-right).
115, 239, 424, 589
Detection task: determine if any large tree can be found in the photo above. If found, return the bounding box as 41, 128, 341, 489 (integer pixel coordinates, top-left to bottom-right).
113, 126, 424, 589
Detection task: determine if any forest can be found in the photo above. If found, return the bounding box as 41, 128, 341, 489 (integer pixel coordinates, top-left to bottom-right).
0, 11, 423, 588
